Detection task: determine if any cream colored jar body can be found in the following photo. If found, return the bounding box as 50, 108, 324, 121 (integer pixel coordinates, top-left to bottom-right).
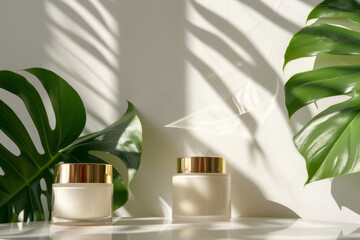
51, 163, 113, 225
52, 183, 113, 222
172, 173, 231, 221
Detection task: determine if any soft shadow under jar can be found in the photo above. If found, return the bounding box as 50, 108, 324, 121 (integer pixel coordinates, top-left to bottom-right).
51, 163, 113, 225
172, 157, 231, 222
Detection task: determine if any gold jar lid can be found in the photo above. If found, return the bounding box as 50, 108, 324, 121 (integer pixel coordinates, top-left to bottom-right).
54, 163, 113, 184
177, 156, 226, 173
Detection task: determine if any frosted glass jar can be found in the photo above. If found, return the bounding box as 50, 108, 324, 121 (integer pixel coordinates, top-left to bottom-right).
51, 163, 113, 225
172, 157, 231, 222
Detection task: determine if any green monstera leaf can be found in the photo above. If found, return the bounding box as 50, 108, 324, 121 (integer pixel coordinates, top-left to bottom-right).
0, 68, 142, 222
285, 66, 360, 118
307, 0, 360, 24
283, 23, 360, 69
284, 0, 360, 184
61, 102, 142, 210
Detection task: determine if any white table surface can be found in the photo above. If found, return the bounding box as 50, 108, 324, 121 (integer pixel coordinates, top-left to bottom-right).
0, 217, 360, 240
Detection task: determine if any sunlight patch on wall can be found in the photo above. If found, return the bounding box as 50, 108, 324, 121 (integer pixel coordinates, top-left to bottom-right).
166, 68, 279, 136
166, 0, 279, 136
44, 0, 121, 132
46, 2, 118, 68
61, 0, 119, 52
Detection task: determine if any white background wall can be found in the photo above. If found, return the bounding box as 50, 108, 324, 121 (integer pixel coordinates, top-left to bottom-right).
2, 0, 360, 223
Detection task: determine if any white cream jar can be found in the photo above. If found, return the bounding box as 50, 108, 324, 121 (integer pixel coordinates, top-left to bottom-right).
172, 157, 231, 222
51, 163, 113, 225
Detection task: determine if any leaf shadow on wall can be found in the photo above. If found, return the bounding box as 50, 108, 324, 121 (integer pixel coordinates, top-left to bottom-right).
185, 134, 299, 218
43, 0, 145, 215
173, 0, 308, 217
179, 0, 313, 140
236, 0, 300, 33
331, 173, 360, 216
43, 0, 306, 218
300, 0, 319, 7
44, 0, 123, 133
164, 0, 316, 217
231, 160, 299, 218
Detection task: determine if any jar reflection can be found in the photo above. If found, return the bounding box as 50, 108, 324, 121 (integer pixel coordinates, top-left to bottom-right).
50, 225, 114, 240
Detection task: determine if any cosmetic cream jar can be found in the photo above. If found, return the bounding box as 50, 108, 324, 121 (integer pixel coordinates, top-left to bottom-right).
172, 157, 231, 222
51, 163, 113, 225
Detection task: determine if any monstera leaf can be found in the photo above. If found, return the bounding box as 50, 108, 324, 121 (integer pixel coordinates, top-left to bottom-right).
0, 68, 142, 222
284, 0, 360, 183
307, 0, 360, 24
283, 23, 360, 69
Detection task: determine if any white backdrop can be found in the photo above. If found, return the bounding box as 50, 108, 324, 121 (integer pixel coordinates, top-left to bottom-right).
1, 0, 360, 223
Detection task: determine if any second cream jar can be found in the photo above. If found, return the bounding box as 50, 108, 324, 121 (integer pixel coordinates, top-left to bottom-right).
172, 157, 231, 222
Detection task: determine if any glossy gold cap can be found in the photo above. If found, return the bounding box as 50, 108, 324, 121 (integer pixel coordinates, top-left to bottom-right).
177, 156, 226, 173
54, 163, 113, 184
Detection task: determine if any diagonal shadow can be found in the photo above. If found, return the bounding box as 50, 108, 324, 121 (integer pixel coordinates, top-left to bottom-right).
300, 0, 320, 7
41, 0, 313, 219
186, 49, 267, 171
186, 20, 251, 78
46, 56, 119, 109
45, 0, 122, 133
190, 0, 278, 96
236, 0, 301, 33
177, 0, 314, 217
185, 0, 312, 137
184, 133, 299, 218
185, 49, 266, 159
331, 172, 360, 216
54, 0, 119, 54
186, 50, 254, 129
46, 1, 118, 68
45, 3, 119, 94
